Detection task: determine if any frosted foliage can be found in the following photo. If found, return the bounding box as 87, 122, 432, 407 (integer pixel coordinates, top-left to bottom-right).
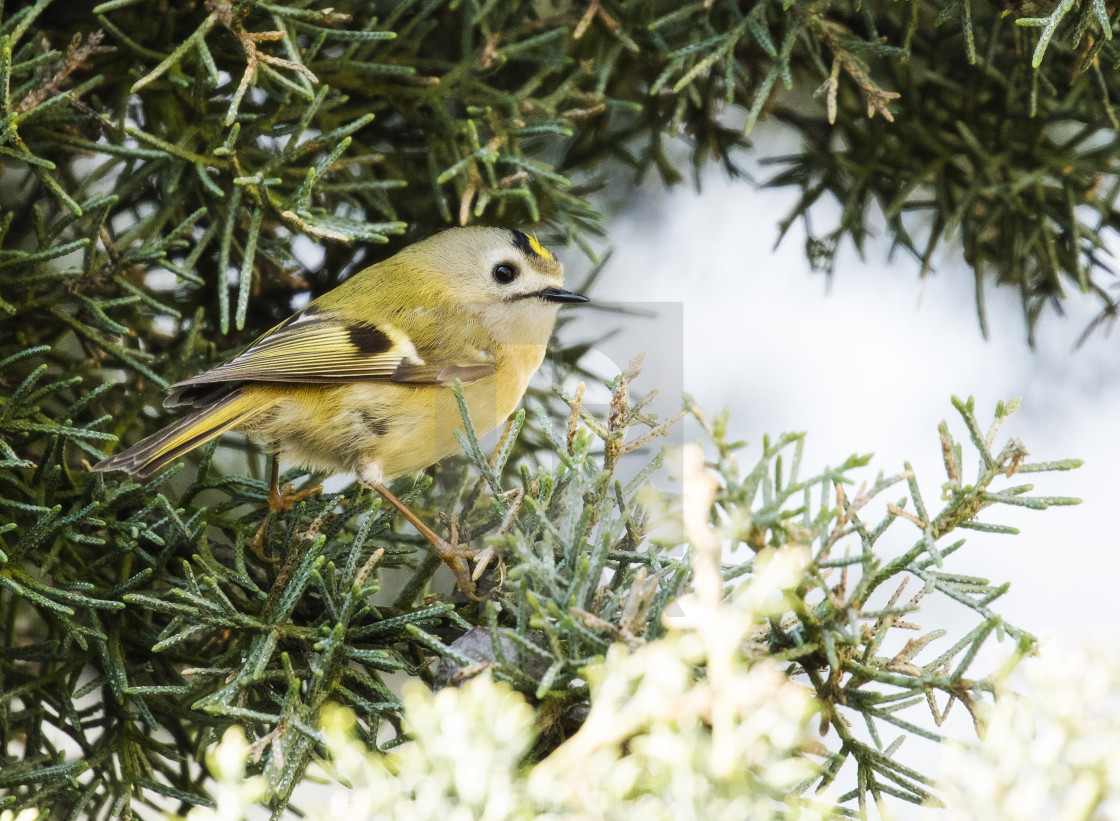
0, 811, 40, 821
940, 645, 1120, 821
187, 530, 830, 820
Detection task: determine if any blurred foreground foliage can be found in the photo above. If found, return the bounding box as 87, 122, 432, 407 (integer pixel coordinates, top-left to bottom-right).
0, 0, 1091, 818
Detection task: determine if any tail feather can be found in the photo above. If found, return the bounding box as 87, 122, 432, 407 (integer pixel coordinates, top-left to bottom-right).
94, 390, 273, 479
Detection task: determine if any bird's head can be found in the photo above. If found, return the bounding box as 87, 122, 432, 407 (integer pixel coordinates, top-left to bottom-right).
409, 226, 588, 346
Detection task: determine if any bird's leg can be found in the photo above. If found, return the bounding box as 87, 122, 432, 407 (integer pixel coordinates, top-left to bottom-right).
372, 481, 490, 598
252, 451, 322, 562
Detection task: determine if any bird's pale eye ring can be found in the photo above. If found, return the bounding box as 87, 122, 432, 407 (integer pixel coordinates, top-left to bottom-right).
492, 263, 519, 284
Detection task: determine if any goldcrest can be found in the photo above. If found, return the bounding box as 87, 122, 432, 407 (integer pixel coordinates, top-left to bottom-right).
96, 226, 587, 490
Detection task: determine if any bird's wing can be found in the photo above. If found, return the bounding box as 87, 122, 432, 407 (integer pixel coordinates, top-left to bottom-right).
165, 309, 496, 407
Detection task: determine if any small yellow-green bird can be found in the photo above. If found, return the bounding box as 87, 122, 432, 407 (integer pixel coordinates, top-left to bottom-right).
95, 227, 587, 593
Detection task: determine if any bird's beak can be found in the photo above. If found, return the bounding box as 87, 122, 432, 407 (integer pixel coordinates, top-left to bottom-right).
538, 287, 590, 304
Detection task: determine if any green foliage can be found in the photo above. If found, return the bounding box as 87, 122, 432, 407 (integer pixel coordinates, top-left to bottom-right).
0, 0, 1093, 818
0, 0, 1116, 351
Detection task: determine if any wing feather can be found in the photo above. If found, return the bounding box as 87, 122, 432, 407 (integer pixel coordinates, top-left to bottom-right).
166, 310, 496, 407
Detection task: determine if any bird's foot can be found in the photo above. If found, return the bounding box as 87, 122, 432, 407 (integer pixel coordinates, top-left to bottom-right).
268, 481, 323, 514
252, 481, 323, 562
432, 537, 502, 597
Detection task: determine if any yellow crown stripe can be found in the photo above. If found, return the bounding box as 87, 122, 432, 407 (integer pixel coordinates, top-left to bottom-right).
526, 234, 554, 260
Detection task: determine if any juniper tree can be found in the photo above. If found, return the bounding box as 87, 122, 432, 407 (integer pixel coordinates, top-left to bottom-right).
0, 0, 1094, 818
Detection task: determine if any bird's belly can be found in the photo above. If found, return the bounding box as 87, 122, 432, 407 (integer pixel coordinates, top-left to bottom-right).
247, 367, 531, 481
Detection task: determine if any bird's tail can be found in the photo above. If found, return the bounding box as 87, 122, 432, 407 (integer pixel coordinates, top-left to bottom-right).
94, 389, 274, 479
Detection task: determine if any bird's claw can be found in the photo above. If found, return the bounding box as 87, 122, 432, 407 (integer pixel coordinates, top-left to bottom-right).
251, 525, 280, 563
470, 546, 497, 582
253, 482, 323, 562
268, 482, 323, 514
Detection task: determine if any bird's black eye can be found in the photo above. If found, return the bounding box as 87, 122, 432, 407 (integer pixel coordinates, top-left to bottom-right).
492, 263, 519, 284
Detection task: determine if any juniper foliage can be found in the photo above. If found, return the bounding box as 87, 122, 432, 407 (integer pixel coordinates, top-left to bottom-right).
0, 0, 1091, 818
